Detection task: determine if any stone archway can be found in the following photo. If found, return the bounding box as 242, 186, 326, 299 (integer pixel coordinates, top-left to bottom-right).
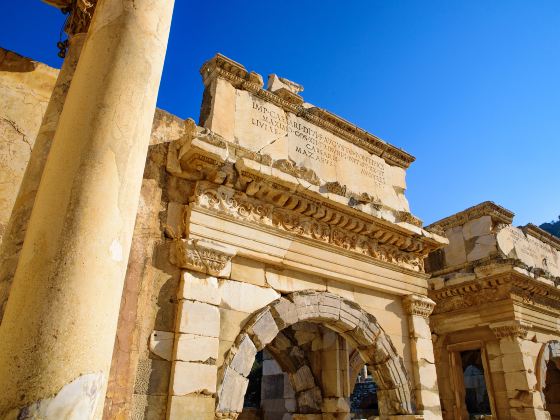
216, 290, 415, 418
537, 340, 560, 417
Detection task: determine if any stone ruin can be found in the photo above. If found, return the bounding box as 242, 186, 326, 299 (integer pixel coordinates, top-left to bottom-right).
0, 4, 558, 419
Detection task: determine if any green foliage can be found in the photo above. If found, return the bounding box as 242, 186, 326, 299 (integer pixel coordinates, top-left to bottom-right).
540, 216, 560, 238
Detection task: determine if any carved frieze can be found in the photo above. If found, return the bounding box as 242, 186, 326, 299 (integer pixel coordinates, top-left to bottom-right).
430, 272, 560, 315
192, 181, 432, 272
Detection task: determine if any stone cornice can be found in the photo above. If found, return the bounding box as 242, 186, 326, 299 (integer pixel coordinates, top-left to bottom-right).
199, 53, 415, 170
523, 223, 560, 252
427, 201, 514, 232
429, 268, 560, 315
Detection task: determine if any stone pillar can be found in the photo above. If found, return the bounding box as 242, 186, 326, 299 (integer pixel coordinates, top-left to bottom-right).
403, 294, 442, 420
489, 321, 546, 420
0, 0, 175, 417
0, 28, 87, 322
167, 271, 222, 419
319, 331, 351, 420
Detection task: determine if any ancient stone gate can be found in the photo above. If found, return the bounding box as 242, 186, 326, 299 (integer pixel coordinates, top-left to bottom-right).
130, 54, 448, 419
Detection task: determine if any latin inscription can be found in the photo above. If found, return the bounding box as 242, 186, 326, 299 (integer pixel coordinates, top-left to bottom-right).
250, 100, 385, 185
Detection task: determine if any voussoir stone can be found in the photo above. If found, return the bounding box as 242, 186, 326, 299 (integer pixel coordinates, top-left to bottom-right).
217, 366, 249, 413
248, 308, 280, 350
270, 297, 298, 329
229, 334, 257, 377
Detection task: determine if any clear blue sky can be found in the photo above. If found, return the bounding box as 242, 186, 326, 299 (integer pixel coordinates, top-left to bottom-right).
2, 1, 559, 226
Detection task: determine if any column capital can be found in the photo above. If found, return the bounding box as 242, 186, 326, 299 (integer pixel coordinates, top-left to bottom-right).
65, 0, 98, 36
402, 294, 435, 318
171, 238, 237, 277
489, 320, 531, 339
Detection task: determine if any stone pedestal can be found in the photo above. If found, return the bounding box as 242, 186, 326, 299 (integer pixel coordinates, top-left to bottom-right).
403, 294, 442, 420
0, 0, 175, 417
0, 32, 85, 320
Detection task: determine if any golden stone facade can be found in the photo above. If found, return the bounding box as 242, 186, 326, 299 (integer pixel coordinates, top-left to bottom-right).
0, 2, 558, 420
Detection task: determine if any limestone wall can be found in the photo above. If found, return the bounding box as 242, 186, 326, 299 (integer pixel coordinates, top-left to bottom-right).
0, 48, 57, 242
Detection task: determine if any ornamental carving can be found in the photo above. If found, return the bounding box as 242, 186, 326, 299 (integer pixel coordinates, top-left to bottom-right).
65, 0, 97, 36
430, 272, 560, 315
490, 320, 531, 339
171, 238, 236, 277
193, 181, 429, 272
402, 295, 436, 318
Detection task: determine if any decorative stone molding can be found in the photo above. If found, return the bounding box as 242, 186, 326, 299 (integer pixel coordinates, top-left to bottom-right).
402, 294, 436, 318
65, 0, 97, 36
171, 238, 236, 277
193, 181, 432, 272
199, 54, 415, 170
427, 201, 514, 232
523, 223, 560, 252
430, 269, 560, 315
489, 320, 531, 339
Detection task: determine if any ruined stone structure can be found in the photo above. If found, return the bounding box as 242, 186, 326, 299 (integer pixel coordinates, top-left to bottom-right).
0, 2, 558, 420
426, 202, 560, 419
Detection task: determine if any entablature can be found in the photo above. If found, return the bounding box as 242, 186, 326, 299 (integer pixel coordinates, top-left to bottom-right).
166, 123, 446, 274
430, 260, 560, 316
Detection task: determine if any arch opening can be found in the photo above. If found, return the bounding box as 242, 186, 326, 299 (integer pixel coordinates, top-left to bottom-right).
538, 341, 560, 418
217, 290, 415, 418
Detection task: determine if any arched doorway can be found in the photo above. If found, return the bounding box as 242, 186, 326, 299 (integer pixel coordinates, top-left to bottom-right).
216, 290, 415, 418
537, 341, 560, 419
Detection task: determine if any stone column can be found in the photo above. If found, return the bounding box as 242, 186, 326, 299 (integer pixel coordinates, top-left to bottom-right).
0, 0, 175, 417
0, 14, 88, 321
489, 321, 546, 420
403, 294, 442, 420
319, 331, 351, 420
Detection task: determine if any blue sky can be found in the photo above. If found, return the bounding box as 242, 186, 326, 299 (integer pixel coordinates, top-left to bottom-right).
2, 1, 559, 226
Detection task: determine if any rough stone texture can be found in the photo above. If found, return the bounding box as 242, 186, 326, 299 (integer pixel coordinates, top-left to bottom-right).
219, 279, 280, 313
177, 300, 220, 337
171, 361, 217, 395
0, 48, 57, 243
178, 271, 220, 305
149, 330, 174, 361
167, 395, 215, 420
175, 333, 219, 363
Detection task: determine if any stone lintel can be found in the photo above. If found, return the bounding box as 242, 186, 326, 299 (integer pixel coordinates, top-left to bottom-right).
198, 53, 415, 170
427, 201, 514, 233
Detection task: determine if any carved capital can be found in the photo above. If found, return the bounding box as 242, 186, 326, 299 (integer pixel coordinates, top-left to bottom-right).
65, 0, 98, 36
490, 320, 531, 339
171, 239, 237, 277
402, 294, 436, 318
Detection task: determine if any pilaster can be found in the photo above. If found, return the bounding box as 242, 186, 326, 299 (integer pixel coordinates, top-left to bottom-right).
403, 294, 442, 420
489, 321, 547, 420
